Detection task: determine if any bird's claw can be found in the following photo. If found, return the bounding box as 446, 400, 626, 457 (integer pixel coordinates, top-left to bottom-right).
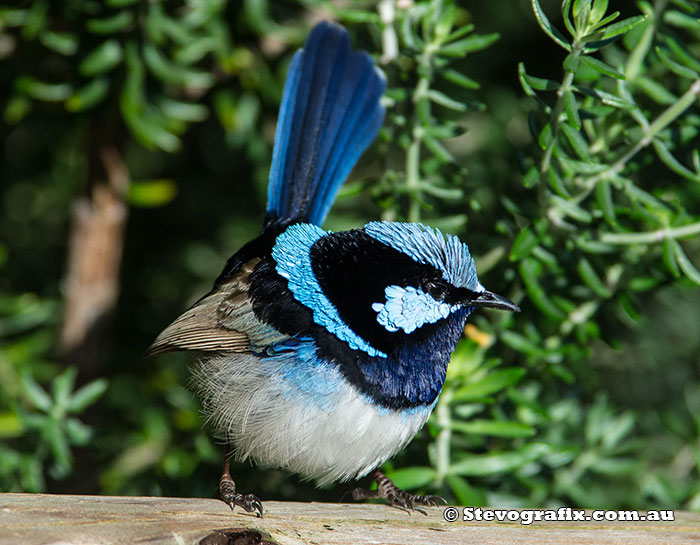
228, 493, 264, 518
349, 470, 445, 515
385, 490, 446, 514
219, 467, 263, 517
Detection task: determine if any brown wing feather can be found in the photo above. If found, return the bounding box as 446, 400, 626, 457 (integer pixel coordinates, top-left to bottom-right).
146, 259, 260, 356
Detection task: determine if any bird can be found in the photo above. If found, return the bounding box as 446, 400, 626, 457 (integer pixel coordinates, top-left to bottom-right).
148, 21, 519, 517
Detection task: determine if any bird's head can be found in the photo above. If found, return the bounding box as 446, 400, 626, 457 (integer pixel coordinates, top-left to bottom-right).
361, 221, 519, 332
273, 221, 519, 358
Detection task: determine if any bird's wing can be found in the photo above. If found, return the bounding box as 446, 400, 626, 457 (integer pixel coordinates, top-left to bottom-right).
147, 259, 265, 356
264, 21, 386, 228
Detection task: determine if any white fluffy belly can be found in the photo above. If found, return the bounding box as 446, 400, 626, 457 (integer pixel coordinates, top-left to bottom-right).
193, 351, 434, 485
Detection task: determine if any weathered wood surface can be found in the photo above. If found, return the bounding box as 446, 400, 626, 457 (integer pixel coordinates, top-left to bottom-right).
1, 493, 699, 545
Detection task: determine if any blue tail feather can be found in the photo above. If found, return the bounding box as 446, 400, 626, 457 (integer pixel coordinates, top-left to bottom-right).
265, 21, 386, 228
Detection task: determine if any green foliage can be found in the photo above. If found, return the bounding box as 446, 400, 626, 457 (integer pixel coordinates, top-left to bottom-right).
1, 0, 233, 152
2, 0, 700, 510
0, 285, 106, 491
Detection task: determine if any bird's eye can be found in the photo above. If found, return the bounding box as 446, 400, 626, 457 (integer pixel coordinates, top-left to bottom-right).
426, 282, 447, 301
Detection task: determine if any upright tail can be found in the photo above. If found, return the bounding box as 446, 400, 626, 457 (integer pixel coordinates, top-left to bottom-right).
264, 21, 386, 228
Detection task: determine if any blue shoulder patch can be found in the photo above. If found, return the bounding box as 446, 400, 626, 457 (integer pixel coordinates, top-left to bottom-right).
272, 223, 388, 358
364, 221, 482, 291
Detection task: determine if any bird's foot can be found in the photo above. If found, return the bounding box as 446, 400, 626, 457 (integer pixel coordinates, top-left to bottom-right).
349, 470, 446, 514
219, 468, 263, 517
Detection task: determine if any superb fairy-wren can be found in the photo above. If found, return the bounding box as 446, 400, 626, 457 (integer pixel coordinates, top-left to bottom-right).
148, 21, 519, 516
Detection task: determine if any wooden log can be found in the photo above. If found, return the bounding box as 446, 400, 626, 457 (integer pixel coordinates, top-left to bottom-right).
1, 493, 699, 545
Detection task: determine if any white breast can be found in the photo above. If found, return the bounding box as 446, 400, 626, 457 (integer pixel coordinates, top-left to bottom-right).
192, 351, 434, 485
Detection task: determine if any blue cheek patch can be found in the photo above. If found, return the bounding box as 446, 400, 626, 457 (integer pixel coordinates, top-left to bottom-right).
372, 285, 459, 334
272, 223, 388, 358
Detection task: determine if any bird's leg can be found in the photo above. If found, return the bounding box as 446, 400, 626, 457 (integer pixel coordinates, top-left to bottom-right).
349, 470, 446, 513
219, 446, 263, 517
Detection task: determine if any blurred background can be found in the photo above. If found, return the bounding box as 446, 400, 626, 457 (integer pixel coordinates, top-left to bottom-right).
2, 0, 700, 509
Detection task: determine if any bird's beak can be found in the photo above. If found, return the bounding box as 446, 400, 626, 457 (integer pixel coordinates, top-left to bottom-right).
468, 290, 520, 312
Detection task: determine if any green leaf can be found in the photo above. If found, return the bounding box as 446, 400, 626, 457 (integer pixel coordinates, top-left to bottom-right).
561, 0, 575, 36
0, 411, 24, 438
447, 475, 485, 506
79, 40, 123, 77
595, 179, 617, 225
673, 240, 700, 285
564, 90, 581, 129
331, 9, 380, 24
519, 258, 567, 320
4, 95, 32, 124
531, 0, 571, 51
510, 227, 539, 261
120, 41, 181, 152
654, 46, 698, 79
66, 78, 110, 112
574, 85, 637, 110
591, 457, 639, 476
563, 52, 580, 73
22, 1, 48, 40
451, 419, 535, 438
663, 35, 700, 74
577, 258, 612, 298
550, 195, 593, 222
518, 64, 559, 92
16, 76, 72, 102
39, 31, 78, 56
664, 9, 700, 31
548, 167, 571, 197
538, 122, 552, 150
624, 183, 669, 212
87, 11, 134, 34
592, 11, 621, 33
453, 368, 527, 402
634, 76, 677, 105
127, 179, 178, 208
523, 165, 540, 188
427, 90, 467, 111
653, 140, 700, 183
52, 367, 78, 410
584, 14, 646, 41
45, 424, 71, 478
0, 8, 29, 27
560, 122, 591, 161
65, 418, 92, 446
422, 133, 454, 162
662, 238, 681, 278
158, 98, 208, 122
573, 0, 592, 34
558, 157, 606, 175
435, 2, 456, 39
142, 43, 214, 90
446, 24, 477, 43
400, 13, 422, 51
601, 411, 635, 450
441, 69, 480, 90
20, 372, 52, 413
68, 379, 108, 413
438, 32, 500, 57
590, 0, 609, 26
580, 55, 625, 79
500, 331, 542, 356
572, 0, 590, 19
450, 443, 548, 476
384, 467, 436, 490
